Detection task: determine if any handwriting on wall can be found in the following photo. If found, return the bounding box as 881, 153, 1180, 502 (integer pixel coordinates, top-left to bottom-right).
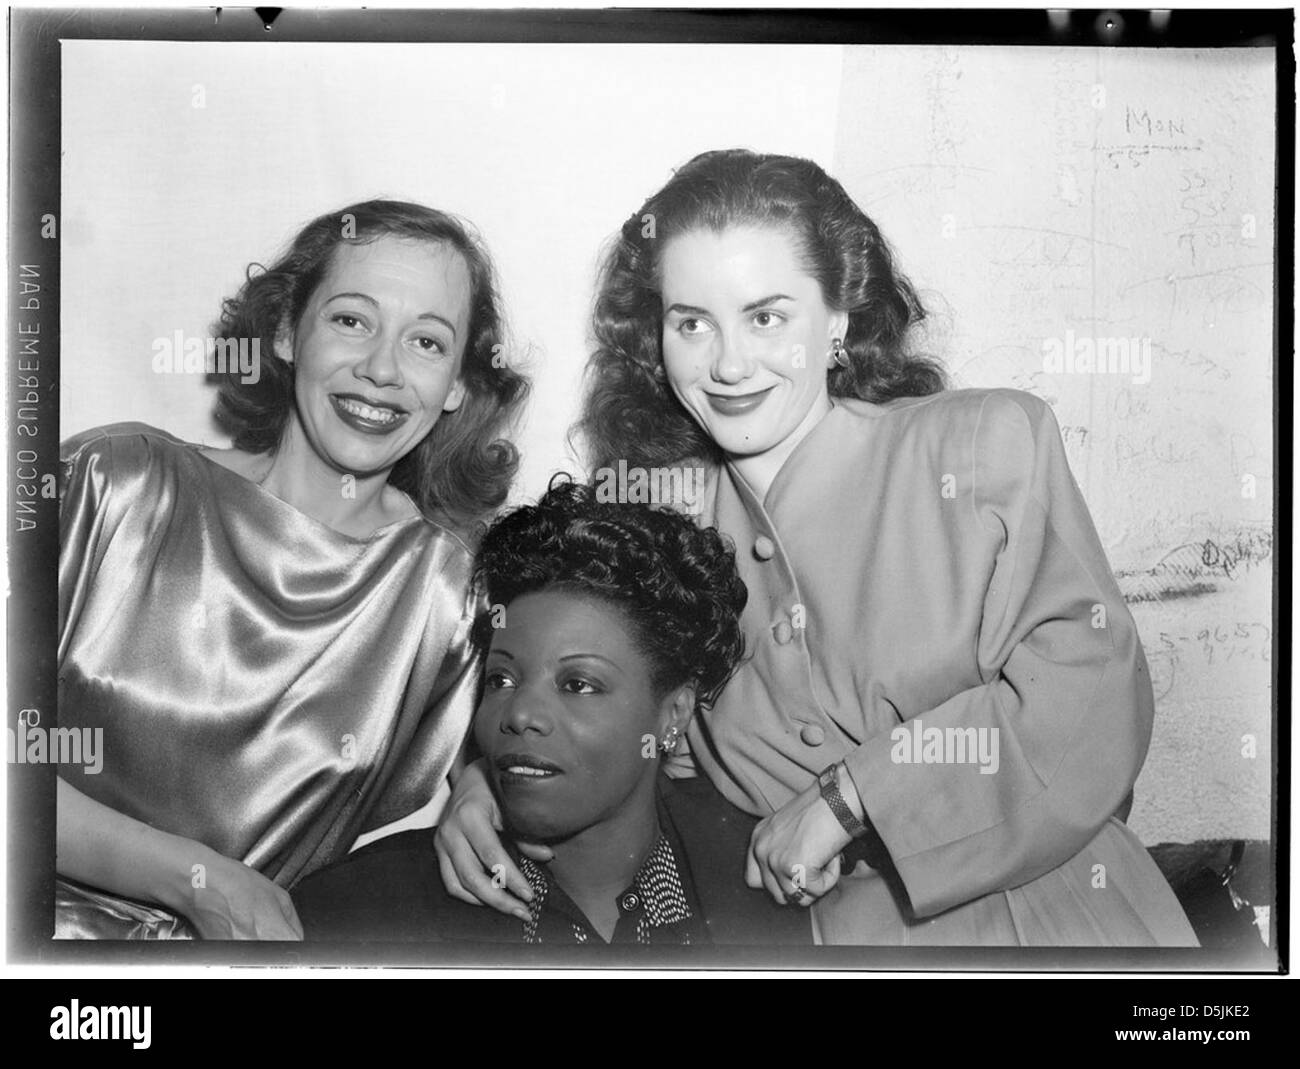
834, 45, 1275, 841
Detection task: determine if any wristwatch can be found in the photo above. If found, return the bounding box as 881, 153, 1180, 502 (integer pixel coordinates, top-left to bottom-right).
818, 762, 869, 840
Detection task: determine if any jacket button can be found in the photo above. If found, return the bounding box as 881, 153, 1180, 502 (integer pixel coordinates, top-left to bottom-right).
800, 724, 826, 747
619, 892, 641, 912
753, 535, 775, 560
772, 619, 794, 645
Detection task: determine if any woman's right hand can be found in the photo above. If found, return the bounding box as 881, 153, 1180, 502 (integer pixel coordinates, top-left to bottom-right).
56, 776, 302, 940
178, 850, 304, 940
435, 757, 548, 921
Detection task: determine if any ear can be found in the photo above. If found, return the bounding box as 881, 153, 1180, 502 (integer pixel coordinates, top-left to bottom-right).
827, 310, 851, 359
658, 683, 696, 744
273, 318, 295, 365
442, 375, 467, 414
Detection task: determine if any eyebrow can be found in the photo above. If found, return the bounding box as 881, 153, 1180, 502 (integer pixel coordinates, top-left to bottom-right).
559, 654, 622, 671
325, 292, 458, 339
484, 649, 623, 674
663, 293, 794, 318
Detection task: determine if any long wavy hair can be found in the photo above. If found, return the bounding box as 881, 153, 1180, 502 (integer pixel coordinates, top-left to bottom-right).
208, 199, 529, 532
577, 149, 945, 471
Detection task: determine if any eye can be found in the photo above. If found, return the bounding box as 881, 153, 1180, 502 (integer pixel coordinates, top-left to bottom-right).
411, 334, 446, 355
677, 317, 712, 337
752, 310, 785, 329
330, 312, 368, 331
560, 676, 601, 696
485, 670, 516, 691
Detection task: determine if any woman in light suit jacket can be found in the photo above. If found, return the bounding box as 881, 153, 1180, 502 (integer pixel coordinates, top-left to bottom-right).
435, 149, 1198, 947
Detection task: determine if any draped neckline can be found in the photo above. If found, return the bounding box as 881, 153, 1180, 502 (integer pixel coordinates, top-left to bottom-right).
186, 441, 427, 547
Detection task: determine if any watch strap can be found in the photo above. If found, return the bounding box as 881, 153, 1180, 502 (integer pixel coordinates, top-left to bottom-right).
818, 763, 869, 840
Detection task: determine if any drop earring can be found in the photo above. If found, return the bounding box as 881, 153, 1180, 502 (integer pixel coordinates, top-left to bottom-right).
829, 337, 850, 368
659, 727, 680, 755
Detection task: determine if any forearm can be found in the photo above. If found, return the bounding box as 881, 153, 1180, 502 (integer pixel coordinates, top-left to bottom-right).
57, 777, 212, 915
841, 663, 1148, 917
828, 392, 1152, 919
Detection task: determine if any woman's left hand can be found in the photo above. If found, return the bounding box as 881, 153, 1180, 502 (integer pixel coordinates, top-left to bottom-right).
746, 778, 852, 907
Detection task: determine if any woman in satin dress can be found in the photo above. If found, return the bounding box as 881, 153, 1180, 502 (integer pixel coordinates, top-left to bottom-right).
57, 199, 528, 939
435, 151, 1197, 947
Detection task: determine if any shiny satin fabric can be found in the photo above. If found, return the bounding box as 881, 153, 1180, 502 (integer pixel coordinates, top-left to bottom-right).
56, 424, 480, 939
56, 880, 196, 940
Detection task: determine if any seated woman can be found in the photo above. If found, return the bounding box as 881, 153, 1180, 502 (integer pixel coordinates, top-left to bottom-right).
57, 199, 528, 939
292, 480, 811, 946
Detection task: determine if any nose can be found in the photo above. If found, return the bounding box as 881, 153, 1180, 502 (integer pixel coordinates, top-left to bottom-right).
500, 682, 553, 738
709, 330, 756, 386
354, 331, 404, 389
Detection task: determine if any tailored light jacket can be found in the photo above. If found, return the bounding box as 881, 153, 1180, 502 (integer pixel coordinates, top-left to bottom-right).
687, 389, 1198, 946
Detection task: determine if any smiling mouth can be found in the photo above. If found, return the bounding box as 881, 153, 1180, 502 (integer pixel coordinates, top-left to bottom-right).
705, 386, 776, 416
495, 754, 563, 783
330, 394, 409, 435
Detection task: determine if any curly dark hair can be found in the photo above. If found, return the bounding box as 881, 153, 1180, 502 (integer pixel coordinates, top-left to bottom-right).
208, 198, 529, 531
473, 478, 747, 714
576, 148, 947, 471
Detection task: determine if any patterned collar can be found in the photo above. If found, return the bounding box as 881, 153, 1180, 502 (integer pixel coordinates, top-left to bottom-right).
516, 833, 696, 945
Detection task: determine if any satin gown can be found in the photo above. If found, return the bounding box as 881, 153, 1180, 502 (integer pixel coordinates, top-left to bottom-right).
686, 389, 1198, 946
56, 424, 482, 938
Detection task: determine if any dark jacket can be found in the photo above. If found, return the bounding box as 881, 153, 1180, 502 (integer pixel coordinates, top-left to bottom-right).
293, 775, 812, 945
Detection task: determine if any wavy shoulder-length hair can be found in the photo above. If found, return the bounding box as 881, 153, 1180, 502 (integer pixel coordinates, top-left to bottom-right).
209, 198, 529, 531
576, 149, 946, 472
